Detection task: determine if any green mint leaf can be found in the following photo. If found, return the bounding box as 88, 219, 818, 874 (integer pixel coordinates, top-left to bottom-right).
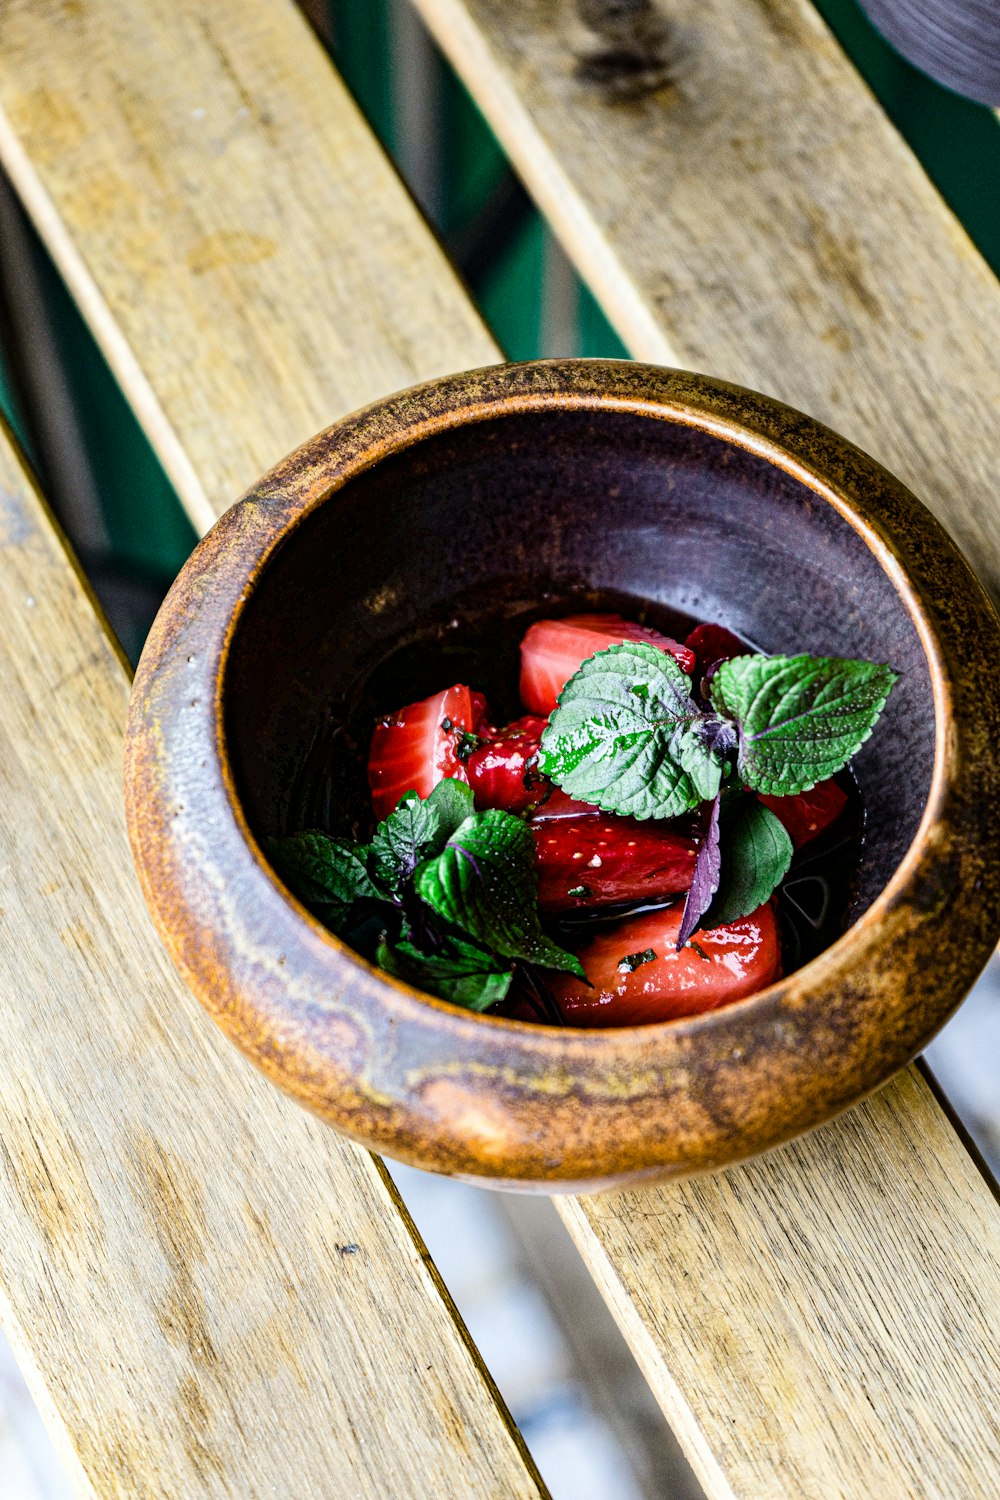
265, 831, 379, 934
673, 720, 725, 802
424, 776, 477, 838
371, 778, 474, 889
709, 653, 898, 795
538, 642, 703, 820
453, 730, 482, 762
617, 948, 657, 973
414, 809, 586, 978
708, 796, 793, 926
371, 792, 438, 888
377, 936, 512, 1012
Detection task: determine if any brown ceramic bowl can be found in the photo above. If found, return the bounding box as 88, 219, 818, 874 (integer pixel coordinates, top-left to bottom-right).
124, 360, 1000, 1192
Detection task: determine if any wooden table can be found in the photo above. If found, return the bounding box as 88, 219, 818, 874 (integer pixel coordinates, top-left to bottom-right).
0, 2, 997, 1495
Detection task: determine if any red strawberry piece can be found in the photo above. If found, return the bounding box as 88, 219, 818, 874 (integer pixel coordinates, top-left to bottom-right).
468, 690, 494, 738
530, 787, 604, 821
759, 779, 848, 849
684, 622, 750, 682
545, 902, 781, 1026
368, 684, 476, 821
520, 613, 696, 717
466, 715, 549, 814
532, 814, 697, 912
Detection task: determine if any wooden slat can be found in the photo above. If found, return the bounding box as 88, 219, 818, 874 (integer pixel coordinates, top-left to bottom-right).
561, 1071, 1000, 1499
410, 0, 1000, 609
0, 427, 545, 1496
0, 3, 548, 1494
0, 0, 496, 533
395, 3, 1000, 1496
1, 1, 998, 1497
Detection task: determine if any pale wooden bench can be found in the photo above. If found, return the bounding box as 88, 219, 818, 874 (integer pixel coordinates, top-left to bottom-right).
0, 2, 997, 1496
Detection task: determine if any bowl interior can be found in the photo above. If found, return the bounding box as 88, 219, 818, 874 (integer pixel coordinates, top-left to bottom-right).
225, 405, 935, 937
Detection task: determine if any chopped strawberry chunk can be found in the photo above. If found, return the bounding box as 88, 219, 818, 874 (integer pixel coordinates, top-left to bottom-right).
467, 716, 548, 814
684, 622, 750, 683
546, 902, 781, 1026
520, 613, 696, 717
368, 684, 476, 821
530, 787, 604, 821
468, 690, 493, 738
532, 813, 696, 912
760, 780, 848, 849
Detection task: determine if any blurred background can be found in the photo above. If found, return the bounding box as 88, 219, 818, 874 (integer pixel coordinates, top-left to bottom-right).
1, 2, 997, 1496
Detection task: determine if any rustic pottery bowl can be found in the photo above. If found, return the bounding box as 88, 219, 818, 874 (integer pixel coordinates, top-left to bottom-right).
124, 360, 1000, 1192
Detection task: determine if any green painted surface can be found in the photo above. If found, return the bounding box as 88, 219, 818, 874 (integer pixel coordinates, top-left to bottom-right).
0, 343, 32, 457
26, 240, 197, 579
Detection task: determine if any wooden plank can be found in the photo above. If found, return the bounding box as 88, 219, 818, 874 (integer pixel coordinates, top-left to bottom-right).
1, 0, 998, 1497
0, 425, 545, 1497
409, 0, 1000, 609
0, 0, 495, 534
0, 3, 546, 1494
395, 3, 1000, 1496
561, 1069, 1000, 1500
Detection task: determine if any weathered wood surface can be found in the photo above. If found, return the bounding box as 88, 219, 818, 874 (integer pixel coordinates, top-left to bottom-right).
561, 1069, 1000, 1499
0, 1, 546, 1494
0, 425, 545, 1497
411, 0, 1000, 608
0, 0, 495, 534
402, 1, 1000, 1494
1, 0, 999, 1495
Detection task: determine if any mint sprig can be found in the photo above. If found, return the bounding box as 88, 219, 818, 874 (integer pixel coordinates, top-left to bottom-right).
267, 779, 581, 1011
414, 811, 585, 978
264, 831, 381, 934
541, 641, 896, 937
709, 795, 794, 927
537, 641, 706, 820
377, 935, 512, 1012
371, 777, 474, 887
709, 653, 898, 796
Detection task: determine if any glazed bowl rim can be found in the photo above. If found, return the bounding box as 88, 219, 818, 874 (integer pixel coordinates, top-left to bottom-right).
125, 358, 1000, 1186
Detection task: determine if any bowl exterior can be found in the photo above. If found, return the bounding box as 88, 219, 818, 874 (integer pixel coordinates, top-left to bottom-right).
124, 360, 1000, 1191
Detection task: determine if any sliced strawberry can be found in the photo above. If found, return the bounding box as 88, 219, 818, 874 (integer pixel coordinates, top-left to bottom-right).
468, 690, 494, 738
368, 684, 476, 821
684, 622, 750, 683
467, 716, 549, 814
545, 902, 781, 1026
760, 780, 848, 849
520, 613, 696, 717
530, 787, 604, 821
532, 814, 696, 912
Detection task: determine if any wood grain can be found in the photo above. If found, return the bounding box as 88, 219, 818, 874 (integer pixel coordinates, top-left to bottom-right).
410, 0, 1000, 608
0, 426, 544, 1497
399, 1, 1000, 1494
0, 2, 542, 1493
0, 0, 495, 534
561, 1069, 1000, 1499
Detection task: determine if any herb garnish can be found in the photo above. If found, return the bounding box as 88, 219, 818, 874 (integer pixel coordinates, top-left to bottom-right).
266, 780, 583, 1013
540, 644, 897, 947
618, 948, 657, 973
270, 634, 897, 1014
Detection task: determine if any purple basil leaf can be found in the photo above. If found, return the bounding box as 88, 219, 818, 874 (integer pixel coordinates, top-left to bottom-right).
676, 792, 722, 950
